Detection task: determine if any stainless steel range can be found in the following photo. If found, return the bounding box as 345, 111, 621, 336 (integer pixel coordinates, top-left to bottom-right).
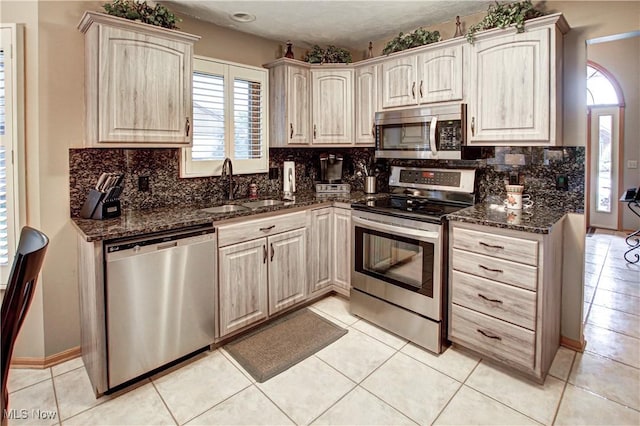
350, 166, 476, 353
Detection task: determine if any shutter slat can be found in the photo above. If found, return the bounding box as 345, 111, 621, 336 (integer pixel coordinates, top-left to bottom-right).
192, 72, 225, 161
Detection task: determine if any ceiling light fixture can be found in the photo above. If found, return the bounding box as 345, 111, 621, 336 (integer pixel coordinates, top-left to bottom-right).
229, 12, 256, 23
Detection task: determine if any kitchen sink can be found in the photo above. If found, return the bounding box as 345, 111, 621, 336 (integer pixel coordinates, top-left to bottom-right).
200, 204, 249, 214
241, 199, 284, 209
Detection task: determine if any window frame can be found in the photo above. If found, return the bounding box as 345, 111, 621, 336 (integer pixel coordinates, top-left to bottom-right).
180, 56, 268, 178
0, 24, 26, 289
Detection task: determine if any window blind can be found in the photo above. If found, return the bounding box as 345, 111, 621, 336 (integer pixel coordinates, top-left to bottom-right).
233, 78, 262, 160
192, 72, 225, 161
0, 49, 8, 266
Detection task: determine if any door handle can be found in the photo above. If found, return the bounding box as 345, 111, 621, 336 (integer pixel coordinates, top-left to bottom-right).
290, 123, 293, 139
185, 117, 190, 136
479, 241, 504, 250
471, 117, 475, 136
411, 81, 416, 99
371, 122, 375, 137
477, 329, 502, 340
263, 245, 267, 263
157, 241, 178, 250
419, 80, 423, 98
270, 243, 274, 262
478, 293, 503, 304
479, 264, 503, 274
313, 124, 317, 139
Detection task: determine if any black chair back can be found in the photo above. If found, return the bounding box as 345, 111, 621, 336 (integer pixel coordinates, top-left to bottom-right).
0, 226, 49, 426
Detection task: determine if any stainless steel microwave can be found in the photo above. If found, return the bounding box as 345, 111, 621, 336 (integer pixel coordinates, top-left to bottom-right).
375, 104, 466, 160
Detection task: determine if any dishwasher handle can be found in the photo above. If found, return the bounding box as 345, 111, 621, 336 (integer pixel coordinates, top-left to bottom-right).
106, 226, 215, 260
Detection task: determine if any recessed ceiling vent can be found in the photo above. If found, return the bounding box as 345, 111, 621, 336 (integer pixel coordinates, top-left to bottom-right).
229, 12, 256, 23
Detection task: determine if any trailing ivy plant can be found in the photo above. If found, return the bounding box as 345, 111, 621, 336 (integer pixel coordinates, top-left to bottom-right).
382, 28, 441, 56
103, 0, 181, 30
466, 0, 544, 44
303, 45, 352, 64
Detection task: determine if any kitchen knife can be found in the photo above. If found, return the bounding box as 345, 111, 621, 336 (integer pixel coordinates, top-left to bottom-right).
96, 173, 109, 191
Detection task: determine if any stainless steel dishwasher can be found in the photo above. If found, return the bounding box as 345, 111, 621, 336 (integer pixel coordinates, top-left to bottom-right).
104, 225, 216, 389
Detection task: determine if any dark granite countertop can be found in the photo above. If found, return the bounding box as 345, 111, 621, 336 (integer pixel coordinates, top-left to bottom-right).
72, 191, 383, 242
447, 200, 568, 234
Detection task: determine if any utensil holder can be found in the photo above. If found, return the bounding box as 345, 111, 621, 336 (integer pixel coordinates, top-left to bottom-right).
80, 188, 122, 219
365, 176, 377, 194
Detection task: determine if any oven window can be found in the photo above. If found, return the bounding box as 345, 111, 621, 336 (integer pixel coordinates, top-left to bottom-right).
355, 226, 434, 297
379, 122, 430, 151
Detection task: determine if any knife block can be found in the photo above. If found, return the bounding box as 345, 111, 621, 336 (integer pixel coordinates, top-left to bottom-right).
80, 188, 122, 219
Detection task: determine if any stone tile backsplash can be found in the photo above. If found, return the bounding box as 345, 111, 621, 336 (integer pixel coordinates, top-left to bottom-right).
69, 146, 584, 217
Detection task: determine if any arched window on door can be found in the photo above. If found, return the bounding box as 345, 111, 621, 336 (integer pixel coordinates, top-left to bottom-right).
587, 64, 623, 106
586, 61, 624, 229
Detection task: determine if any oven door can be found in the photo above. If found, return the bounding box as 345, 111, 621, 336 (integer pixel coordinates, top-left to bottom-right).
351, 213, 442, 320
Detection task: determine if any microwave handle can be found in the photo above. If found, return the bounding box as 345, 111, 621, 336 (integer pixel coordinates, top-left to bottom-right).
429, 116, 438, 157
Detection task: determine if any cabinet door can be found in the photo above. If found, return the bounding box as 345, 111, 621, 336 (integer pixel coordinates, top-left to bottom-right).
98, 26, 192, 145
219, 239, 268, 336
381, 56, 418, 108
418, 45, 463, 103
312, 69, 354, 144
468, 28, 550, 143
268, 229, 307, 315
355, 65, 377, 145
332, 208, 351, 293
287, 65, 311, 144
309, 208, 333, 293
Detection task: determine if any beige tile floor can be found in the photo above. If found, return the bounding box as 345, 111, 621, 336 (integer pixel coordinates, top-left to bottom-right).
6, 230, 640, 425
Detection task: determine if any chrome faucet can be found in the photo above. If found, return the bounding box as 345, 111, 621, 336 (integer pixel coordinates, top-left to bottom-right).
221, 157, 234, 200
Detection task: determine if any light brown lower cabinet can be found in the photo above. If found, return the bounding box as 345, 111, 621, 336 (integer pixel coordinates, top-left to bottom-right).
448, 220, 564, 382
218, 216, 307, 338
308, 206, 351, 297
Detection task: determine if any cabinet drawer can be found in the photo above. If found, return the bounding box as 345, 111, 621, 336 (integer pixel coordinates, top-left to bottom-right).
452, 227, 538, 266
451, 270, 537, 330
452, 248, 538, 291
450, 304, 535, 370
218, 211, 306, 247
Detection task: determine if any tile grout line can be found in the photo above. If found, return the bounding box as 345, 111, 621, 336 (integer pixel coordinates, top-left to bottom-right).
549, 351, 577, 425
428, 380, 464, 425
149, 379, 179, 425
252, 383, 299, 426
48, 368, 62, 426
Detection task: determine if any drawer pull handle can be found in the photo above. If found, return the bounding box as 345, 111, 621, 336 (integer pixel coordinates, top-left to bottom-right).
263, 245, 267, 263
479, 264, 503, 273
479, 241, 504, 250
478, 293, 503, 304
259, 225, 275, 232
477, 329, 502, 340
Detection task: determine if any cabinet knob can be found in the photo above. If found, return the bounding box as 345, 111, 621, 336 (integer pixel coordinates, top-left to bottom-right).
290, 123, 293, 139
185, 117, 190, 137
411, 81, 416, 99
471, 117, 475, 136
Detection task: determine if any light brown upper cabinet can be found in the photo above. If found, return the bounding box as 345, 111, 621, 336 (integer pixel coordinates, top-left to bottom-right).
311, 69, 354, 144
78, 12, 200, 147
354, 65, 378, 145
380, 43, 463, 108
268, 62, 311, 145
466, 13, 569, 146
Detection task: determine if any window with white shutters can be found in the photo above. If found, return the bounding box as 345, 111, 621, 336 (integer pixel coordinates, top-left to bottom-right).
181, 56, 268, 177
0, 25, 24, 288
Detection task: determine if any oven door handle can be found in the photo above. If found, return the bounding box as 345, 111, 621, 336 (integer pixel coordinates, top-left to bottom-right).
353, 216, 439, 242
429, 116, 438, 157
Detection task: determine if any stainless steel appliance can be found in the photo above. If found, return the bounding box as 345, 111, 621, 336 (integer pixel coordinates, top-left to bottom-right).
375, 104, 466, 160
319, 153, 344, 183
317, 153, 350, 193
350, 166, 476, 353
105, 225, 216, 389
